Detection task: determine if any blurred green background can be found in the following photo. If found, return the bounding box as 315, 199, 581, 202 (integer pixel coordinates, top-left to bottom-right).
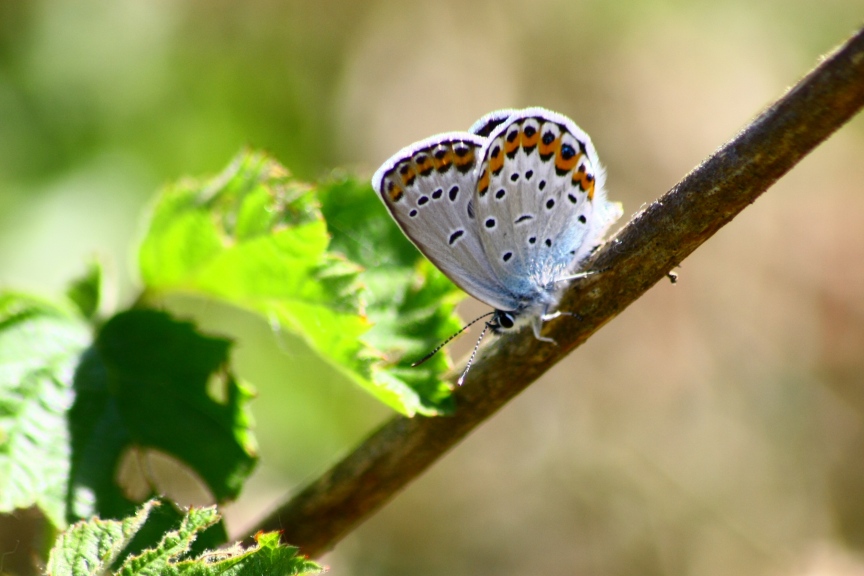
2, 1, 864, 575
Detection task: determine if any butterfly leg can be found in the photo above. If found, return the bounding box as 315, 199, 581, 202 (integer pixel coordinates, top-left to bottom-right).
542, 310, 583, 322
554, 270, 596, 284
531, 315, 557, 344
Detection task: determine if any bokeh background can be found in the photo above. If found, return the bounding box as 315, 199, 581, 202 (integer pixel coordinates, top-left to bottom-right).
2, 1, 864, 575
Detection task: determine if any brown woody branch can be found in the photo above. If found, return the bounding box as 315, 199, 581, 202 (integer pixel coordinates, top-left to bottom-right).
255, 25, 864, 557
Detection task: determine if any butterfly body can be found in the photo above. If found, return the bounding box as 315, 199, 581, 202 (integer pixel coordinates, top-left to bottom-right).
373, 108, 622, 348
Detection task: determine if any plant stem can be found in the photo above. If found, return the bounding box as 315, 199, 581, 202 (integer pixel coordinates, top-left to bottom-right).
254, 25, 864, 557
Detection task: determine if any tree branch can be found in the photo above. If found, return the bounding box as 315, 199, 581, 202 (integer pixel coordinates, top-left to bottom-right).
256, 25, 864, 556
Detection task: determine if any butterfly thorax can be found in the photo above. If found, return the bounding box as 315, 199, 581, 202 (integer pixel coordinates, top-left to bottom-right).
489, 284, 561, 335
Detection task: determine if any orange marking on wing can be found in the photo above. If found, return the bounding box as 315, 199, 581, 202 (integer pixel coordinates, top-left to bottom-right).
521, 128, 539, 150
478, 168, 490, 196
572, 167, 595, 197
453, 147, 475, 171
504, 128, 521, 156
489, 144, 505, 174
432, 147, 453, 172
400, 165, 416, 186
538, 135, 560, 158
415, 152, 434, 175
388, 181, 404, 202
555, 150, 581, 173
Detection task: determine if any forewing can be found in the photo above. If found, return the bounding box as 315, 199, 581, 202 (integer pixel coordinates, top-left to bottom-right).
373, 132, 518, 310
474, 108, 622, 295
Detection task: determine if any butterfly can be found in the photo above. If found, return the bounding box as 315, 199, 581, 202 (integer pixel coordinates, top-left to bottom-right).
372, 108, 622, 383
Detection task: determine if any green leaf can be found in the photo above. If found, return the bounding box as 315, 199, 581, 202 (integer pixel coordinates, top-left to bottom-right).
66, 260, 103, 320
115, 503, 221, 575
121, 496, 228, 565
46, 498, 156, 576
319, 174, 466, 414
0, 292, 91, 528
68, 309, 256, 523
138, 151, 374, 403
47, 500, 323, 576
138, 152, 468, 415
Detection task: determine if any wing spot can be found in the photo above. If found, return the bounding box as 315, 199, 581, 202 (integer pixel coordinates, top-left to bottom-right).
449, 186, 459, 201
495, 188, 506, 199
524, 125, 536, 137
409, 209, 418, 218
542, 131, 555, 145
515, 214, 533, 224
432, 188, 443, 199
491, 145, 501, 158
418, 195, 429, 206
529, 236, 537, 244
539, 180, 547, 191
568, 194, 577, 204
545, 238, 552, 247
485, 217, 496, 229
503, 252, 513, 262
546, 198, 555, 209
560, 144, 576, 160
578, 215, 587, 224
507, 129, 519, 142
449, 230, 464, 245
510, 173, 519, 182
467, 200, 475, 219
525, 170, 534, 180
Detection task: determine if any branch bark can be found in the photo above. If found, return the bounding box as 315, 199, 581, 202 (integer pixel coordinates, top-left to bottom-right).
256, 25, 864, 556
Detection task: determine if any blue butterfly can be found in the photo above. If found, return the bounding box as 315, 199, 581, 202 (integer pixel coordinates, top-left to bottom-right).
373, 108, 621, 382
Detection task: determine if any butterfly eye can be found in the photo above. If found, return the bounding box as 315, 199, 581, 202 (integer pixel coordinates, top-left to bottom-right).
497, 312, 515, 329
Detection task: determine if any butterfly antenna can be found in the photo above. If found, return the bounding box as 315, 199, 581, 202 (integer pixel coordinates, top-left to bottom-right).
457, 321, 492, 386
411, 311, 496, 367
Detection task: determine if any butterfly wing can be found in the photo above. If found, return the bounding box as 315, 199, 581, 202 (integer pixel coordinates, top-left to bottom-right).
469, 109, 517, 137
373, 132, 520, 311
473, 108, 622, 298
